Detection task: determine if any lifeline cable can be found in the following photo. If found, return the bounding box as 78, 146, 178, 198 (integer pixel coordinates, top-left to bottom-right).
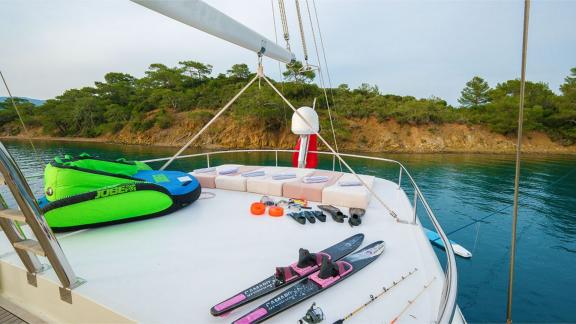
333, 268, 418, 324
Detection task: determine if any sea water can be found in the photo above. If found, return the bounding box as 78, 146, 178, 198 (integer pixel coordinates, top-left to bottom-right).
1, 139, 575, 323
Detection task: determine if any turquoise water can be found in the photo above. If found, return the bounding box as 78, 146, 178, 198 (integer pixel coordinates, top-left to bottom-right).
1, 139, 575, 323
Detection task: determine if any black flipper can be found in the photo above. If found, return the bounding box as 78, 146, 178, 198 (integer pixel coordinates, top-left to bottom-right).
318, 205, 347, 223
288, 212, 306, 225
349, 208, 365, 218
313, 211, 326, 222
348, 208, 365, 227
304, 211, 316, 223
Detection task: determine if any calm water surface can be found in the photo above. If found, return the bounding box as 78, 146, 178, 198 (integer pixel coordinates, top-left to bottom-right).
1, 139, 575, 323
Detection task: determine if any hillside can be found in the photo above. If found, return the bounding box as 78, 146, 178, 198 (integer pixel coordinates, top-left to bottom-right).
0, 61, 575, 153
0, 97, 45, 106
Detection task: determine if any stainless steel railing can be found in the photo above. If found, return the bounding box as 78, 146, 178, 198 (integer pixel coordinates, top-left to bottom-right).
142, 148, 458, 323
0, 142, 83, 303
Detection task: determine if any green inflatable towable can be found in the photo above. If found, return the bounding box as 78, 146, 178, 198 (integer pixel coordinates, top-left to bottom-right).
38, 153, 201, 231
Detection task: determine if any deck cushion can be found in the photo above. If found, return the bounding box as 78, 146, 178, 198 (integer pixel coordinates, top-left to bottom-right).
246, 167, 314, 197
282, 170, 343, 202
321, 173, 375, 208
190, 164, 242, 189
215, 166, 262, 191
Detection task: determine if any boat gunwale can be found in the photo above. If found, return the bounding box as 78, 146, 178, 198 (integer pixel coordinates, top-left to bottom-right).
141, 148, 458, 323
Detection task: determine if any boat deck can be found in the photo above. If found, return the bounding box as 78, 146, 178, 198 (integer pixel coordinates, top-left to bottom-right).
0, 175, 458, 323
0, 306, 26, 324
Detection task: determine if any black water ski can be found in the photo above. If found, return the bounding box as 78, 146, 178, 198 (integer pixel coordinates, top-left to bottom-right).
233, 241, 385, 324
210, 234, 364, 316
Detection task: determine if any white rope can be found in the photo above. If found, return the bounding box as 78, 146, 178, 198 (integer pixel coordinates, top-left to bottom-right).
473, 222, 481, 254
277, 0, 291, 52
294, 0, 309, 63
160, 74, 259, 170
261, 75, 398, 219
304, 0, 341, 170
271, 0, 289, 125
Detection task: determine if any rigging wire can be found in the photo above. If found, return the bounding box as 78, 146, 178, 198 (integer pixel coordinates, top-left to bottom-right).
304, 0, 341, 170
310, 0, 336, 102
160, 74, 260, 170
0, 70, 46, 167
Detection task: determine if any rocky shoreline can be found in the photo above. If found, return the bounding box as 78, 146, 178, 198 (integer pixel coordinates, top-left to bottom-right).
2, 117, 575, 154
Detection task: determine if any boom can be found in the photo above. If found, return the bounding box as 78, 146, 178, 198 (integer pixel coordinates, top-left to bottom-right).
131, 0, 295, 63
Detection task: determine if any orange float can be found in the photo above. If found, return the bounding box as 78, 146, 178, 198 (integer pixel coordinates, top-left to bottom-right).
268, 206, 284, 217
250, 202, 266, 215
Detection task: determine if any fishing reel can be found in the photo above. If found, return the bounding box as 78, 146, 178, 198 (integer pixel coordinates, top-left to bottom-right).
299, 302, 324, 323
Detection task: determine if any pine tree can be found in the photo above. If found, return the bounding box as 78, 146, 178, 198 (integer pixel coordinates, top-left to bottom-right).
560, 67, 576, 102
458, 76, 491, 108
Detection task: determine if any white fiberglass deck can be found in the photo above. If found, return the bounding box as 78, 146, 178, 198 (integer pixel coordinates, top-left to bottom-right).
0, 174, 456, 323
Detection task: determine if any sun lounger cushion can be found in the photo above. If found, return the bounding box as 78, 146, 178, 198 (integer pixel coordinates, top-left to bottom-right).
190, 164, 242, 189
246, 167, 314, 197
215, 166, 262, 191
283, 170, 342, 202
321, 173, 375, 208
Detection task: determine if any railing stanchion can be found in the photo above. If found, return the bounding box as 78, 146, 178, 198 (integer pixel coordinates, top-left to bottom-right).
413, 190, 418, 224
398, 167, 403, 189
206, 154, 210, 168
332, 155, 336, 171
275, 150, 278, 167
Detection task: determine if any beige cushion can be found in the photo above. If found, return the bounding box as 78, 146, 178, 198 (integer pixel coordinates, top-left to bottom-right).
246, 167, 314, 197
321, 173, 375, 208
190, 164, 242, 189
215, 166, 262, 191
282, 170, 342, 202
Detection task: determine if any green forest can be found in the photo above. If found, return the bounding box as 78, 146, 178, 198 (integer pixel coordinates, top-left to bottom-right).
1, 61, 575, 145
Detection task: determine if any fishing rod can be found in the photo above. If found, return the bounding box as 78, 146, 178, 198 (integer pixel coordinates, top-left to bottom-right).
333, 268, 418, 324
390, 276, 436, 324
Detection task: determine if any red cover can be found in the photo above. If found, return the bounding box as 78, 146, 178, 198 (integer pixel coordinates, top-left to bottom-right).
292, 135, 318, 168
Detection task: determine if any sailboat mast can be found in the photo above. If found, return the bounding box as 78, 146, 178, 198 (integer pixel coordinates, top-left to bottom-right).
131, 0, 295, 63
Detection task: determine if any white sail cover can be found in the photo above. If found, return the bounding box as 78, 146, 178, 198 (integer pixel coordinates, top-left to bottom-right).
131, 0, 295, 63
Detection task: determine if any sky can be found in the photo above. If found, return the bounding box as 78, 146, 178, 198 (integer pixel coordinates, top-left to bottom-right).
0, 0, 575, 105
